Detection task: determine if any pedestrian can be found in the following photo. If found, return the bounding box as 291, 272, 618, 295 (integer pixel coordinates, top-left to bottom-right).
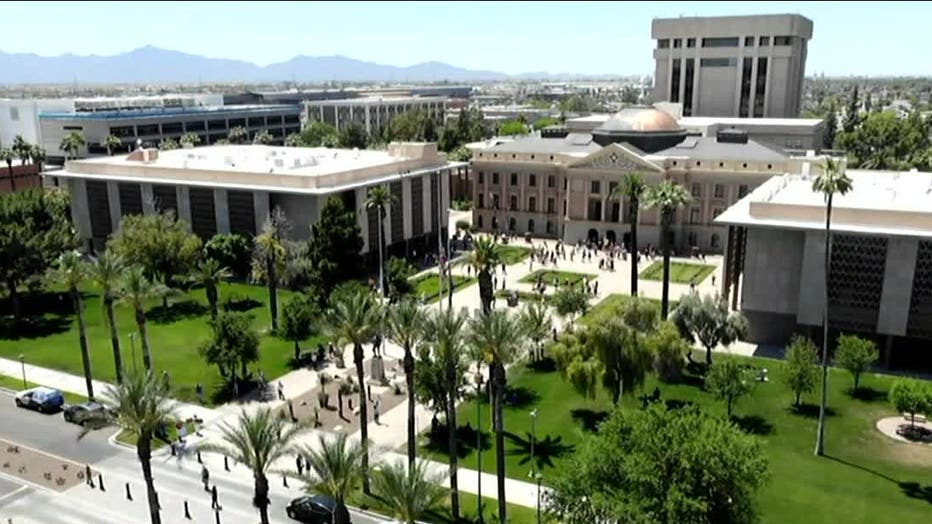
373, 398, 381, 425
493, 276, 498, 289
552, 327, 558, 341
501, 263, 506, 275
277, 381, 285, 401
211, 484, 220, 510
85, 464, 94, 487
296, 454, 304, 476
201, 465, 210, 491
711, 275, 717, 287
195, 383, 204, 405
594, 281, 599, 295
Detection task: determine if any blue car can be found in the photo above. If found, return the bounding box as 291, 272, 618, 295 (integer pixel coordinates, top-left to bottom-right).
15, 386, 65, 413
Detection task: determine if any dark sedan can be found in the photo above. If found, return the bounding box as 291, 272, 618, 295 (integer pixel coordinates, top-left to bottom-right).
287, 494, 349, 524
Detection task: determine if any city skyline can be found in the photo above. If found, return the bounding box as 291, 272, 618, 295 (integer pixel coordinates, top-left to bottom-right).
3, 1, 932, 77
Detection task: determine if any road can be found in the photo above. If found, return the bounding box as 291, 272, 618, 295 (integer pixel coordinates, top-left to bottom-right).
0, 390, 385, 524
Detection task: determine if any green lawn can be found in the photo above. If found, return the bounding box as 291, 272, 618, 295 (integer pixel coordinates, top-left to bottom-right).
410, 274, 477, 303
0, 374, 87, 405
640, 261, 716, 284
519, 270, 596, 287
351, 488, 542, 524
495, 245, 533, 265
424, 355, 932, 524
579, 293, 667, 327
0, 282, 322, 405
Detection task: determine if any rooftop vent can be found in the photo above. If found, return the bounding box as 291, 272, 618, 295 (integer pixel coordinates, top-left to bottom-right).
716, 128, 748, 144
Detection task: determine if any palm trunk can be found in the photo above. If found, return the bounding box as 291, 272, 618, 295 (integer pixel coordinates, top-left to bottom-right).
72, 290, 95, 401
137, 308, 152, 372
354, 343, 370, 494
137, 438, 162, 524
105, 296, 123, 384
293, 340, 301, 362
630, 202, 638, 296
206, 284, 219, 320
377, 208, 385, 296
255, 473, 270, 524
705, 343, 714, 366
404, 345, 416, 468
815, 195, 833, 457
267, 256, 278, 332
7, 165, 15, 192
7, 278, 21, 324
446, 360, 460, 520
492, 361, 507, 523
478, 268, 493, 314
660, 219, 671, 320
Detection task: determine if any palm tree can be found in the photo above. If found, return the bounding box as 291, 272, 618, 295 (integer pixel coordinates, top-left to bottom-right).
252, 130, 274, 145
200, 408, 308, 524
470, 236, 501, 314
179, 132, 201, 148
468, 310, 526, 523
189, 258, 231, 319
90, 251, 126, 384
50, 251, 95, 400
301, 433, 365, 524
365, 186, 395, 296
812, 156, 853, 457
59, 131, 86, 161
385, 300, 425, 468
328, 289, 380, 494
12, 136, 32, 184
612, 172, 646, 296
227, 126, 248, 144
0, 148, 14, 192
421, 307, 468, 521
252, 210, 289, 331
644, 180, 692, 320
30, 146, 46, 172
372, 459, 447, 524
519, 301, 552, 361
120, 266, 168, 373
100, 370, 176, 524
103, 134, 122, 156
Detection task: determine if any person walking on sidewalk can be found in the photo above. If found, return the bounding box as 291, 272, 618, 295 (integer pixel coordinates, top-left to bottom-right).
211, 484, 221, 510
277, 381, 285, 401
201, 465, 210, 491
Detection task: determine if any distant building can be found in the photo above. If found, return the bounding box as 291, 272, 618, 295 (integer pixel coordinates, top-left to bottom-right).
0, 159, 43, 195
0, 98, 74, 148
46, 143, 458, 256
652, 14, 813, 118
304, 96, 447, 135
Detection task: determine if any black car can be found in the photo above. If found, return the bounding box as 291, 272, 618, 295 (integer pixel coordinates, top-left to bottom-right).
63, 402, 112, 428
286, 495, 347, 523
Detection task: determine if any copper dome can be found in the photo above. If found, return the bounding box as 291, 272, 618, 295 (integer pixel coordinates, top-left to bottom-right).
595, 107, 681, 133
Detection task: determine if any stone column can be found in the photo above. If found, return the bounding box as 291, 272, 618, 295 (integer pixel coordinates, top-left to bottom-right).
140, 184, 156, 215
106, 181, 122, 232
176, 186, 192, 225
253, 190, 270, 233
213, 188, 230, 234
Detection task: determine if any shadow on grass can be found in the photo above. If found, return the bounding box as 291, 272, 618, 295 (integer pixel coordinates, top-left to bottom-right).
789, 403, 837, 419
665, 398, 697, 410
0, 314, 72, 340
502, 385, 539, 409
0, 290, 76, 318
505, 431, 575, 470
147, 300, 208, 324
526, 356, 557, 373
222, 296, 263, 313
731, 414, 775, 436
851, 386, 887, 403
423, 421, 492, 459
570, 408, 609, 432
824, 455, 932, 505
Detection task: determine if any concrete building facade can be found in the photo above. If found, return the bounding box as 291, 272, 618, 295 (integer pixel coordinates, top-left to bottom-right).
304, 96, 446, 135
652, 14, 813, 118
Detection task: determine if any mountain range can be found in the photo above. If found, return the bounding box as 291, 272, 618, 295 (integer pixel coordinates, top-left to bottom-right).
0, 46, 620, 84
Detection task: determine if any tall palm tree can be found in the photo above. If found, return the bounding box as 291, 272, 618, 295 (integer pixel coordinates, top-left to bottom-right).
252, 210, 289, 331
644, 180, 692, 320
12, 135, 32, 188
120, 266, 168, 373
30, 146, 46, 172
612, 172, 646, 296
385, 300, 425, 468
519, 301, 552, 361
190, 258, 231, 319
103, 134, 122, 156
468, 310, 526, 524
812, 156, 853, 457
328, 289, 380, 494
59, 131, 86, 161
200, 408, 308, 524
301, 433, 364, 524
0, 148, 14, 192
372, 459, 447, 524
365, 186, 395, 296
470, 236, 501, 314
89, 251, 126, 384
422, 307, 468, 521
51, 251, 95, 400
100, 371, 176, 524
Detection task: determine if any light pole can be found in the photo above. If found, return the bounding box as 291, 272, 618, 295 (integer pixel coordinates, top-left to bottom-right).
129, 332, 138, 372
19, 354, 26, 389
529, 408, 539, 477
532, 471, 544, 524
475, 367, 485, 523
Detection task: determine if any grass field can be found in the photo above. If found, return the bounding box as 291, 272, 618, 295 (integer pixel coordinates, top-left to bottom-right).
578, 293, 667, 327
495, 245, 533, 265
519, 270, 596, 287
351, 487, 542, 523
410, 274, 477, 303
640, 261, 716, 284
0, 283, 323, 405
424, 353, 932, 524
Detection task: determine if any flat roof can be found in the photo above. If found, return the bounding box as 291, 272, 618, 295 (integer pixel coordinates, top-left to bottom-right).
678, 116, 823, 128
304, 96, 445, 106
39, 104, 300, 120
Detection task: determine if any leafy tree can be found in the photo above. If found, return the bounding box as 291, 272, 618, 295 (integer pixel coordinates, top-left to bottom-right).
782, 335, 819, 407
227, 126, 249, 144
201, 408, 307, 524
646, 321, 689, 382
49, 251, 95, 400
587, 319, 654, 404
301, 433, 364, 524
179, 132, 201, 148
670, 291, 747, 365
519, 301, 552, 361
284, 133, 303, 147
120, 266, 168, 373
705, 359, 755, 417
102, 134, 123, 156
812, 155, 853, 457
59, 131, 86, 160
89, 251, 125, 383
548, 404, 768, 524
11, 135, 32, 170
306, 197, 364, 303
0, 188, 76, 322
612, 173, 646, 297
0, 148, 14, 192
299, 121, 340, 147
29, 145, 46, 171
385, 257, 415, 301
204, 232, 253, 279
252, 130, 274, 145
551, 286, 590, 328
338, 123, 369, 149
823, 102, 838, 149
644, 180, 692, 319
497, 120, 529, 136
469, 236, 500, 314
157, 137, 179, 151
371, 459, 447, 524
385, 300, 425, 468
532, 117, 560, 130
889, 379, 931, 428
365, 186, 394, 295
383, 109, 439, 142
842, 84, 860, 134
621, 85, 640, 105
413, 344, 449, 417
189, 258, 231, 319
280, 295, 317, 362
834, 334, 878, 394
447, 145, 472, 162
837, 110, 932, 170
200, 311, 260, 382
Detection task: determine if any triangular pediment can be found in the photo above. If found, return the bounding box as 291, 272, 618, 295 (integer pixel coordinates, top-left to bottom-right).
568, 142, 664, 172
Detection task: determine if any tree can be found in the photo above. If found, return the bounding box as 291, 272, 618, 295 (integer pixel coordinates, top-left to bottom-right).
823, 102, 838, 149
102, 134, 123, 156
549, 404, 768, 524
366, 186, 395, 296
179, 132, 201, 148
551, 286, 590, 328
532, 117, 560, 130
842, 85, 860, 134
301, 433, 364, 524
49, 251, 95, 400
644, 180, 692, 319
469, 236, 500, 314
338, 123, 368, 149
812, 155, 853, 457
11, 135, 32, 170
705, 359, 754, 417
252, 209, 289, 331
100, 371, 176, 524
497, 120, 529, 136
0, 188, 77, 323
423, 307, 469, 520
284, 133, 303, 147
299, 121, 340, 147
89, 251, 125, 384
587, 319, 654, 405
201, 408, 307, 524
200, 311, 260, 384
29, 146, 46, 172
371, 459, 447, 524
59, 131, 86, 161
519, 301, 552, 361
280, 295, 317, 362
306, 197, 364, 303
837, 110, 931, 170
834, 334, 879, 394
157, 137, 179, 151
468, 310, 525, 523
782, 336, 819, 407
612, 173, 646, 297
670, 291, 748, 365
327, 289, 380, 493
889, 379, 931, 428
0, 148, 14, 192
385, 300, 425, 468
252, 129, 274, 145
204, 232, 253, 280
227, 126, 249, 144
447, 145, 472, 162
120, 266, 169, 373
385, 257, 415, 301
646, 321, 689, 382
383, 109, 439, 142
189, 258, 231, 319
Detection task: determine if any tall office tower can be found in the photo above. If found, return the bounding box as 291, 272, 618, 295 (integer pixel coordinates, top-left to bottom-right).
652, 14, 813, 118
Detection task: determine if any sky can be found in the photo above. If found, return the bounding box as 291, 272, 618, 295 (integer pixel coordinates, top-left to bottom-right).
2, 1, 930, 77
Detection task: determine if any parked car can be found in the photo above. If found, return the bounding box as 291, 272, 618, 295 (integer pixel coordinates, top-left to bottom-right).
286, 495, 344, 524
63, 401, 112, 428
14, 387, 64, 413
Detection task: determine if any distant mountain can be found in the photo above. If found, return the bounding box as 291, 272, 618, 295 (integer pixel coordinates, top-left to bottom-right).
0, 46, 621, 84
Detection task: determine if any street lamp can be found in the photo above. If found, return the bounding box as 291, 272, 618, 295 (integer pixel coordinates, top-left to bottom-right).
475, 367, 485, 523
19, 354, 26, 389
529, 470, 544, 524
529, 408, 539, 476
